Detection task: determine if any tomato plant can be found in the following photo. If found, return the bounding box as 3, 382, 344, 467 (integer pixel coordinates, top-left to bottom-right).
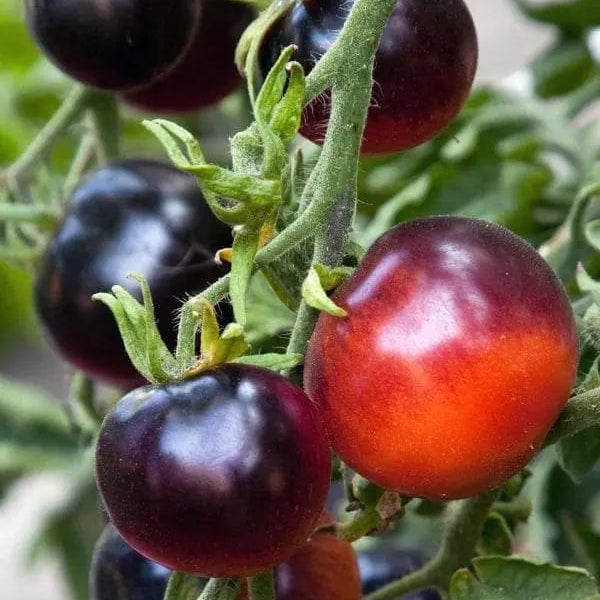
259, 0, 477, 154
5, 0, 600, 599
25, 0, 201, 90
95, 364, 331, 576
34, 159, 231, 388
122, 0, 255, 113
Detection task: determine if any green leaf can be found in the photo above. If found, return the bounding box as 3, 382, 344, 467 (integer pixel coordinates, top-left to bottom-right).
476, 512, 513, 556
164, 572, 206, 600
511, 0, 600, 30
230, 228, 261, 325
302, 266, 347, 318
450, 556, 598, 600
235, 353, 304, 371
558, 427, 600, 483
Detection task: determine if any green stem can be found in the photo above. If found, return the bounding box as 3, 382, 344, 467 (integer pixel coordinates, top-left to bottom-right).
5, 85, 91, 186
544, 387, 600, 446
247, 571, 275, 600
338, 503, 382, 542
63, 127, 97, 195
363, 490, 499, 600
87, 91, 120, 161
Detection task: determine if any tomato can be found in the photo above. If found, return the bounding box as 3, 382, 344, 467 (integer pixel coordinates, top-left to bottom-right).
90, 524, 174, 600
237, 516, 361, 600
95, 364, 331, 577
122, 0, 255, 113
358, 549, 440, 600
304, 216, 578, 500
34, 159, 231, 388
259, 0, 478, 154
25, 0, 201, 90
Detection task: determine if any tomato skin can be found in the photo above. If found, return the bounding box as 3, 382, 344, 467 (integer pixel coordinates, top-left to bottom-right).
259, 0, 478, 154
90, 524, 173, 600
34, 159, 231, 388
25, 0, 201, 90
305, 216, 578, 500
95, 364, 331, 577
358, 549, 440, 600
123, 0, 254, 113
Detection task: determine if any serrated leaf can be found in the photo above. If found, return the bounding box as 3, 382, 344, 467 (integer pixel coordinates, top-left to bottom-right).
450, 556, 598, 600
235, 353, 304, 371
302, 266, 347, 318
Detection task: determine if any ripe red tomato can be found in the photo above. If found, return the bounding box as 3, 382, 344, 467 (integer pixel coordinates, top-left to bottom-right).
96, 364, 331, 577
122, 0, 255, 113
25, 0, 201, 90
259, 0, 478, 154
305, 216, 578, 500
237, 516, 361, 600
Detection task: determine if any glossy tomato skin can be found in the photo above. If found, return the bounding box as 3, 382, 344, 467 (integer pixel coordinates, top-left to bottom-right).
259, 0, 478, 154
25, 0, 201, 90
90, 524, 173, 600
237, 519, 361, 600
95, 364, 331, 577
358, 549, 440, 600
123, 0, 255, 113
34, 159, 231, 388
305, 216, 578, 500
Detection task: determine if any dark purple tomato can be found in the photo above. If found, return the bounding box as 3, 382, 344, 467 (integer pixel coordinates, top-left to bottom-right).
305, 216, 578, 500
95, 364, 331, 577
358, 549, 440, 600
123, 0, 255, 113
24, 0, 201, 90
259, 0, 478, 154
34, 159, 231, 388
90, 524, 173, 600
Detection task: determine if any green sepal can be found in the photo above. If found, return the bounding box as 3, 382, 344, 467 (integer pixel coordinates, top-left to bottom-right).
256, 45, 297, 124
234, 353, 304, 371
302, 266, 348, 317
449, 556, 598, 600
313, 263, 354, 290
230, 227, 261, 325
142, 119, 206, 168
231, 124, 264, 176
270, 61, 306, 143
93, 273, 179, 384
164, 572, 206, 600
476, 512, 514, 556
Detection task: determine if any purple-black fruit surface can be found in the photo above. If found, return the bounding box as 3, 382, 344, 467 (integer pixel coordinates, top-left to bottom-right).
259, 0, 478, 154
25, 0, 201, 90
95, 364, 331, 577
34, 159, 231, 388
123, 0, 255, 113
90, 524, 174, 600
358, 549, 440, 600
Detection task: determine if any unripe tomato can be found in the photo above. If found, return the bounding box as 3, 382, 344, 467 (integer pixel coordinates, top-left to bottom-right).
358, 549, 440, 600
95, 364, 331, 577
90, 524, 173, 600
123, 0, 255, 113
260, 0, 478, 154
237, 516, 361, 600
34, 159, 231, 388
25, 0, 201, 90
305, 216, 578, 500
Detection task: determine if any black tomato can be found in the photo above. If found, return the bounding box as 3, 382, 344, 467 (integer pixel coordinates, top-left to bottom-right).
25, 0, 201, 90
34, 159, 231, 388
123, 0, 255, 113
358, 549, 440, 600
90, 524, 173, 600
260, 0, 478, 154
95, 364, 331, 577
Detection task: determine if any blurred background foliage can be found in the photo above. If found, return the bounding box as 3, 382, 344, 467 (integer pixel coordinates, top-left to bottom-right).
4, 0, 600, 598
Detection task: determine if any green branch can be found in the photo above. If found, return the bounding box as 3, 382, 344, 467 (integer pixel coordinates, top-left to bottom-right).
544, 387, 600, 446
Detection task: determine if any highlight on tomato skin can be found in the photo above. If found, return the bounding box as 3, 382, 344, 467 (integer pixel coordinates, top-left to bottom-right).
122, 0, 255, 113
304, 216, 578, 501
33, 159, 231, 389
237, 517, 361, 600
95, 364, 331, 578
25, 0, 202, 90
259, 0, 478, 154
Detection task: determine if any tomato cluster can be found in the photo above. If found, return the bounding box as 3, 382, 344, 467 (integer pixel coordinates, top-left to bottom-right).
260, 0, 478, 154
